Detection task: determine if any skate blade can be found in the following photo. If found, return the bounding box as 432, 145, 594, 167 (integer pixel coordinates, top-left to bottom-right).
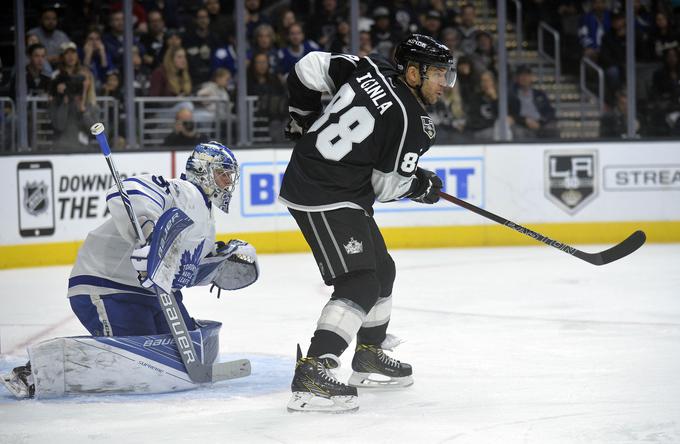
1, 374, 31, 399
287, 391, 359, 413
348, 371, 414, 390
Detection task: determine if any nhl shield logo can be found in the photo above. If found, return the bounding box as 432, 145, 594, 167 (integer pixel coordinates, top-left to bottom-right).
545, 150, 598, 214
421, 116, 436, 140
23, 181, 49, 216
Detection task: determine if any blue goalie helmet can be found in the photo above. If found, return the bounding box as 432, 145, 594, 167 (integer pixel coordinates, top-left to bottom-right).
185, 141, 239, 213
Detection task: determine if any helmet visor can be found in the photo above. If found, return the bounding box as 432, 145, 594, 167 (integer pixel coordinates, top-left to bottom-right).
427, 64, 458, 88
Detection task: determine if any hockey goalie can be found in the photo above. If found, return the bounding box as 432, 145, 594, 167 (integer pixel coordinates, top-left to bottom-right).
2, 142, 258, 399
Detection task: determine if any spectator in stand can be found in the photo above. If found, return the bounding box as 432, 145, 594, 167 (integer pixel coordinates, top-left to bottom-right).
246, 0, 271, 42
159, 29, 183, 63
651, 11, 680, 61
357, 2, 375, 33
247, 52, 288, 142
274, 8, 298, 47
370, 7, 403, 59
329, 19, 351, 54
48, 42, 100, 150
442, 27, 464, 60
164, 107, 203, 147
63, 0, 104, 45
184, 8, 219, 87
81, 29, 114, 90
197, 68, 233, 121
277, 23, 320, 77
248, 24, 280, 75
456, 4, 480, 55
9, 44, 52, 99
600, 89, 639, 138
456, 56, 478, 107
509, 65, 558, 139
110, 1, 148, 33
649, 48, 680, 135
392, 0, 419, 34
556, 0, 584, 75
131, 46, 151, 96
420, 10, 444, 41
149, 46, 192, 97
358, 30, 375, 57
212, 43, 238, 77
471, 31, 496, 76
599, 13, 627, 103
466, 70, 513, 141
429, 0, 458, 24
104, 10, 145, 72
429, 80, 468, 142
308, 0, 343, 50
29, 8, 72, 67
205, 0, 233, 44
25, 33, 53, 76
633, 0, 653, 60
99, 70, 123, 103
578, 0, 612, 61
140, 9, 166, 70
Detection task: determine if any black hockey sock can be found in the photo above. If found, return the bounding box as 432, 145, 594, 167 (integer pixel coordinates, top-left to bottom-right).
357, 322, 389, 347
307, 329, 348, 358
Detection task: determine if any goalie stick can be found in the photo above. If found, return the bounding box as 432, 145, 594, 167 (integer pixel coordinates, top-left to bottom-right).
437, 190, 646, 266
90, 123, 250, 383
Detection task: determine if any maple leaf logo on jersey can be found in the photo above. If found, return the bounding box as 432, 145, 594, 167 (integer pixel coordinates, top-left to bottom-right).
343, 237, 363, 255
421, 116, 436, 140
172, 243, 203, 289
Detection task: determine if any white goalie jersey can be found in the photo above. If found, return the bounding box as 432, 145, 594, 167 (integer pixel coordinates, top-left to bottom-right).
67, 174, 216, 299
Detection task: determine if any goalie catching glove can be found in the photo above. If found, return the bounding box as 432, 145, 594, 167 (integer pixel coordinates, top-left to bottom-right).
409, 167, 443, 204
192, 239, 259, 297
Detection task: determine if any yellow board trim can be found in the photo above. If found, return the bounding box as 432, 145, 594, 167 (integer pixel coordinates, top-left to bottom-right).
2, 221, 679, 269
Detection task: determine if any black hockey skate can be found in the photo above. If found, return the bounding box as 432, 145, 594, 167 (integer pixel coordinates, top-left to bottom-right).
1, 362, 35, 399
348, 344, 413, 389
287, 345, 358, 413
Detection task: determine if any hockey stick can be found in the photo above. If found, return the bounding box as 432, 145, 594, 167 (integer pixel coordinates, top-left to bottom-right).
437, 190, 646, 266
90, 123, 250, 383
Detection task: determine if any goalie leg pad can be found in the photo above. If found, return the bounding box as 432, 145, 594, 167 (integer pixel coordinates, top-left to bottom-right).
25, 320, 222, 398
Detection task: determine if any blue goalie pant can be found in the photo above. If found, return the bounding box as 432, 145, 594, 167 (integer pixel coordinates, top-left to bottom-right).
69, 291, 197, 336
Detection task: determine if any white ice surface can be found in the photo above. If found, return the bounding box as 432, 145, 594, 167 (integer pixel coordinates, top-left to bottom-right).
1, 244, 679, 443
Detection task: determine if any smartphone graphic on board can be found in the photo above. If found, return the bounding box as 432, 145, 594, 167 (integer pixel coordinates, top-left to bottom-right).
17, 161, 55, 237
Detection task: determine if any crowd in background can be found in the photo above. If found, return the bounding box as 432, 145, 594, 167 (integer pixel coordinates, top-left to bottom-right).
1, 0, 679, 150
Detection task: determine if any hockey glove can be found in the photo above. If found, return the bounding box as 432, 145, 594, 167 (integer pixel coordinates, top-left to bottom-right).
130, 244, 154, 288
409, 167, 443, 204
284, 110, 321, 141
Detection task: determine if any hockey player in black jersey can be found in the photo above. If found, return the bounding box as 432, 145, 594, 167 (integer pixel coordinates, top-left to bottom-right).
279, 34, 456, 413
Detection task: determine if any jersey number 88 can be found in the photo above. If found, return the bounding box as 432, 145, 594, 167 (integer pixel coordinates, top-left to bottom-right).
309, 84, 375, 162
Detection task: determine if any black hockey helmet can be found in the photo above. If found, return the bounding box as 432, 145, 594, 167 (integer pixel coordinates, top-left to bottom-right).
394, 34, 457, 87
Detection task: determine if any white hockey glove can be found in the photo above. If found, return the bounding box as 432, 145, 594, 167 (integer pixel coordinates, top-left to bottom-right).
129, 220, 156, 288
193, 239, 259, 297
130, 244, 154, 288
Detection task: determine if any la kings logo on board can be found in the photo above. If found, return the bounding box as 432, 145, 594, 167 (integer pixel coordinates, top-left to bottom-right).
23, 181, 49, 216
545, 150, 598, 214
343, 237, 363, 255
421, 116, 436, 140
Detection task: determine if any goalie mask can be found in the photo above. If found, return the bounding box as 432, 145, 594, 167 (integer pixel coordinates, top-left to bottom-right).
185, 141, 239, 213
